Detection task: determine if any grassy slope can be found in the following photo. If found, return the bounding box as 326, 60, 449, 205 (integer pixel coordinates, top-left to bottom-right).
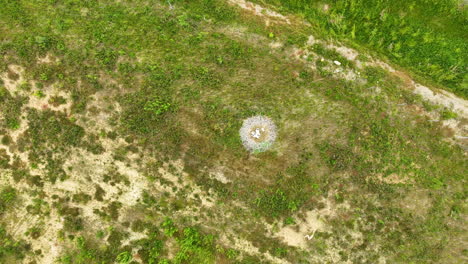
259, 0, 468, 97
0, 0, 466, 263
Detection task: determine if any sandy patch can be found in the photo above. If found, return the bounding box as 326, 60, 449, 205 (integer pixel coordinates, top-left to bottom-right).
273, 197, 348, 249
275, 210, 325, 248
228, 0, 291, 24
37, 54, 59, 64
413, 83, 468, 118
400, 190, 432, 218
209, 166, 231, 184
377, 173, 413, 185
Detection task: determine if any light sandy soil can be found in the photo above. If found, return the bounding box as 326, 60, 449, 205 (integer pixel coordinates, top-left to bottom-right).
399, 190, 432, 218
377, 172, 414, 185
229, 0, 291, 25
275, 210, 325, 248
37, 54, 59, 64
413, 83, 468, 117
209, 166, 232, 184
273, 196, 349, 248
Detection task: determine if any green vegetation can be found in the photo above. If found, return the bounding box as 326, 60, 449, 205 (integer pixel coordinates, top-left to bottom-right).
48, 95, 67, 107
144, 97, 172, 116
120, 90, 174, 136
59, 219, 219, 264
0, 86, 26, 130
0, 226, 29, 261
0, 0, 466, 263
0, 187, 16, 215
115, 251, 132, 264
261, 0, 468, 97
255, 189, 297, 218
174, 227, 215, 264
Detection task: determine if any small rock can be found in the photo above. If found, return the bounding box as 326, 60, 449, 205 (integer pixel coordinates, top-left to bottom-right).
333, 60, 341, 66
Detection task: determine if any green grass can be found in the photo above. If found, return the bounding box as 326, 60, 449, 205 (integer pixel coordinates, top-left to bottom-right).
260, 0, 468, 97
0, 225, 29, 261
0, 188, 29, 261
0, 187, 16, 215
0, 86, 26, 130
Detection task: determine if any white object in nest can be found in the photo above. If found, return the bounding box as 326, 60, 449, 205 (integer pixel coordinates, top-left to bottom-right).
333, 60, 341, 66
251, 128, 261, 139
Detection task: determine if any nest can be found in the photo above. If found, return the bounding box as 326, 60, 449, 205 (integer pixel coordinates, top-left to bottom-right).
239, 115, 277, 153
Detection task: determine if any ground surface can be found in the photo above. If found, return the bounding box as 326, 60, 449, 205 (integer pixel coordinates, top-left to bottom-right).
0, 1, 467, 264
